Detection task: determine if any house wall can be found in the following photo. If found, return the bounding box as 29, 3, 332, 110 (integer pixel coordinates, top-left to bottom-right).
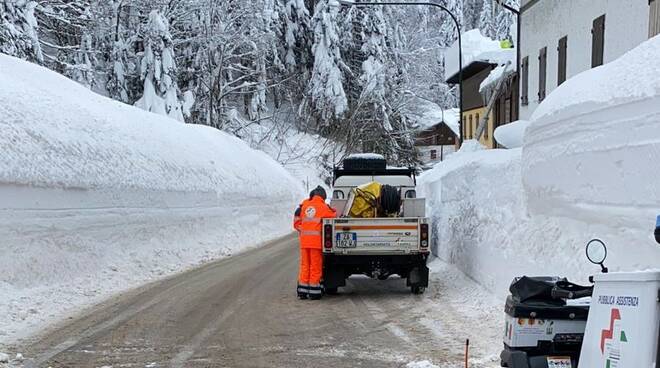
519, 0, 651, 119
416, 145, 456, 166
462, 107, 496, 148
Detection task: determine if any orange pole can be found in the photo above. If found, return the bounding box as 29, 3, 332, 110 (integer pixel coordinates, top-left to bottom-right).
464, 339, 469, 368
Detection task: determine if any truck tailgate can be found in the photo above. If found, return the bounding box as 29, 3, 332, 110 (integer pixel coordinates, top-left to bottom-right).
325, 218, 426, 254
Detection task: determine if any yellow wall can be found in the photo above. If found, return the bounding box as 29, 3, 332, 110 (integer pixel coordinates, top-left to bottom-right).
462, 107, 496, 148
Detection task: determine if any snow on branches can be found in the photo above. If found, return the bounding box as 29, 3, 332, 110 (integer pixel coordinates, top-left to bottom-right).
307, 0, 348, 123
0, 0, 43, 63
134, 10, 184, 123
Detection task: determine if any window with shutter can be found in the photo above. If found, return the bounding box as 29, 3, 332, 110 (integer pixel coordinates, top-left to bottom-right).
558, 36, 567, 85
521, 56, 529, 106
592, 14, 606, 67
538, 47, 547, 102
651, 0, 660, 37
469, 115, 473, 138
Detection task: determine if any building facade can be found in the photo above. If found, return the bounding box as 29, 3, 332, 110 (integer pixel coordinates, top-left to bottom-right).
448, 63, 518, 148
519, 0, 656, 119
415, 122, 457, 166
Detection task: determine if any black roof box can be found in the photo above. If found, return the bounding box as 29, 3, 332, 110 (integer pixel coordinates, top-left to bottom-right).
342, 154, 386, 171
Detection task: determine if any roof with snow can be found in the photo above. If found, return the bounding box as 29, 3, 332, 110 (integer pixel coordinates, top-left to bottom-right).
445, 29, 516, 84
405, 98, 461, 137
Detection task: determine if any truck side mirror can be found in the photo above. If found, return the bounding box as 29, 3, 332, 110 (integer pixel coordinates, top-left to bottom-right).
655, 215, 660, 245
586, 239, 608, 273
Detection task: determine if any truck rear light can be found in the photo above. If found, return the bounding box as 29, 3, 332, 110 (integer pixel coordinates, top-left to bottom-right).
420, 223, 429, 247
324, 224, 333, 249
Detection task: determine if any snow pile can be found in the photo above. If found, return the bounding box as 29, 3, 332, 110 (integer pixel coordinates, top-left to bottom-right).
420, 36, 660, 296
524, 35, 660, 232
445, 29, 515, 81
493, 120, 530, 149
0, 54, 303, 345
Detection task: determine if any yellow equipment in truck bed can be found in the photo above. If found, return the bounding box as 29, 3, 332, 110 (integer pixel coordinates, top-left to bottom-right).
346, 181, 382, 218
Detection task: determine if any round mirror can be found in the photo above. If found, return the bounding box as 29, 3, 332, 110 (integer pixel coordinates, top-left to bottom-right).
586, 239, 607, 264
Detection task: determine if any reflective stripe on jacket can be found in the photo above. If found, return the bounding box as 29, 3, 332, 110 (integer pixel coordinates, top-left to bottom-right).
298, 195, 337, 249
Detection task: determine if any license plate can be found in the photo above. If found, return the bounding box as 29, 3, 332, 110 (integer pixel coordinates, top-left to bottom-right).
547, 356, 572, 368
336, 232, 357, 248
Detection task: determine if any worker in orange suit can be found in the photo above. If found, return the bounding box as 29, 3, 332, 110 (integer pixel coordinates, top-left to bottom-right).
293, 186, 336, 300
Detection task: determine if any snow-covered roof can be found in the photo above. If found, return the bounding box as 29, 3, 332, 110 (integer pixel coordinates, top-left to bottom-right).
479, 62, 515, 94
406, 99, 460, 137
445, 29, 516, 84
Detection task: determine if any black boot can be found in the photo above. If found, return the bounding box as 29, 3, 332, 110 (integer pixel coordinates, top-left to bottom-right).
297, 284, 309, 300
308, 285, 323, 300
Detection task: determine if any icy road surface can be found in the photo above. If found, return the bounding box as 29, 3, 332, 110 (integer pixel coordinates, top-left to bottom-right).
9, 235, 502, 368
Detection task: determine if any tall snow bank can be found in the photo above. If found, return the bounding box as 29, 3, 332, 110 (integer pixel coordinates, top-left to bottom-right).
419, 148, 531, 293
419, 147, 660, 297
0, 54, 303, 345
420, 37, 660, 297
524, 35, 660, 231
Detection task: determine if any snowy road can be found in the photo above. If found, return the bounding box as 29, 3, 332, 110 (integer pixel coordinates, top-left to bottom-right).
12, 235, 502, 368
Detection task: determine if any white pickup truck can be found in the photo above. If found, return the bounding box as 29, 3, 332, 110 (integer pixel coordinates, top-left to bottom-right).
322, 155, 431, 294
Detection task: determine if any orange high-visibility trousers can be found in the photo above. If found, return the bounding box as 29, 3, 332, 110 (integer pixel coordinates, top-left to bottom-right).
298, 248, 323, 296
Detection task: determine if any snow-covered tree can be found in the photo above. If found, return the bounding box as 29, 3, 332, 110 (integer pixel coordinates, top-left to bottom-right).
280, 0, 312, 70
0, 0, 43, 63
462, 0, 482, 31
107, 38, 130, 102
479, 0, 495, 39
67, 32, 96, 89
494, 0, 519, 40
439, 0, 462, 47
306, 0, 348, 124
134, 10, 184, 123
358, 6, 390, 131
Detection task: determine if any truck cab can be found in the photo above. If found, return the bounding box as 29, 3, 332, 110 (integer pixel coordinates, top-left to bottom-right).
322, 154, 431, 294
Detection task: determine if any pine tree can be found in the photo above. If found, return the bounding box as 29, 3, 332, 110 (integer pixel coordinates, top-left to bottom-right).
307, 0, 348, 125
462, 0, 482, 31
281, 0, 312, 70
479, 0, 495, 39
67, 32, 97, 89
107, 38, 130, 102
134, 10, 184, 123
494, 0, 519, 40
439, 0, 462, 48
0, 0, 43, 63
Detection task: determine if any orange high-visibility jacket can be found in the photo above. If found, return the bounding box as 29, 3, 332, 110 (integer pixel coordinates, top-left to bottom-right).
293, 195, 337, 249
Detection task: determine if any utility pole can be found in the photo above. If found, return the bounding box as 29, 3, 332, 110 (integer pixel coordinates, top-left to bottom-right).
338, 0, 464, 146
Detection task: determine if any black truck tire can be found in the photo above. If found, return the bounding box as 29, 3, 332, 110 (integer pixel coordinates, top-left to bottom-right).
324, 287, 339, 295
411, 285, 425, 294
